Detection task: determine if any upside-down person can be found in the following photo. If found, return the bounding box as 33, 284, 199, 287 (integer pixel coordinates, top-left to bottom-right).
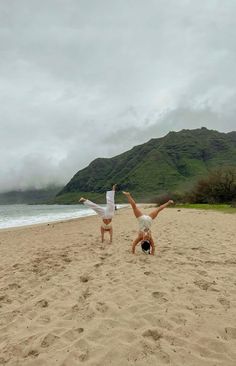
79, 184, 117, 244
122, 191, 174, 255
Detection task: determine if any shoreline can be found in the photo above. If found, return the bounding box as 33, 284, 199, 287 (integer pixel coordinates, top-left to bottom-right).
0, 203, 234, 233
1, 207, 236, 365
0, 204, 129, 232
0, 213, 96, 233
0, 204, 131, 232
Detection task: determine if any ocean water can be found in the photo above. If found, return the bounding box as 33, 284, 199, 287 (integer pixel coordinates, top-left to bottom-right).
0, 204, 100, 229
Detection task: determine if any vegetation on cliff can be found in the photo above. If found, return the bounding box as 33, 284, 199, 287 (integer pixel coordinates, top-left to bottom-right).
55, 127, 236, 204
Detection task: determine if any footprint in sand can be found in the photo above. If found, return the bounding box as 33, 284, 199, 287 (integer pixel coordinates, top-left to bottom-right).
96, 301, 109, 313
100, 254, 109, 260
217, 297, 230, 310
8, 283, 21, 290
80, 287, 90, 300
62, 257, 72, 263
78, 350, 89, 362
196, 270, 208, 276
80, 275, 89, 283
26, 350, 39, 358
0, 294, 12, 304
194, 279, 215, 291
63, 328, 84, 342
36, 299, 49, 308
41, 333, 60, 348
62, 349, 89, 364
0, 357, 9, 365
142, 329, 162, 341
37, 315, 51, 324
152, 291, 168, 304
225, 327, 236, 340
71, 304, 80, 314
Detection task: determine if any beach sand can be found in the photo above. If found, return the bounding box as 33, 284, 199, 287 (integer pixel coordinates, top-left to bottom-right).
0, 206, 236, 366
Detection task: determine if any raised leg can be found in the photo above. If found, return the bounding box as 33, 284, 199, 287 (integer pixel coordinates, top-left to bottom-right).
148, 208, 160, 220
105, 190, 115, 218
81, 198, 106, 217
122, 191, 143, 218
149, 200, 174, 219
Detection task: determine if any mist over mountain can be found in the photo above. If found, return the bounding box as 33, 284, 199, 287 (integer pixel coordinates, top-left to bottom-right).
55, 128, 236, 203
0, 186, 62, 205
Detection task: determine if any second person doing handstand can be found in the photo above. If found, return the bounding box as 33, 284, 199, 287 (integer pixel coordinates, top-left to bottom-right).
79, 185, 116, 243
123, 191, 174, 255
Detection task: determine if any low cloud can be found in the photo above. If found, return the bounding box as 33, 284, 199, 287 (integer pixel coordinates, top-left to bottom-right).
0, 0, 235, 192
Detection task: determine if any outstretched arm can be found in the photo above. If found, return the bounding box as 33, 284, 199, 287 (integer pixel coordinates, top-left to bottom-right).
131, 236, 141, 254
149, 236, 155, 255
149, 200, 174, 220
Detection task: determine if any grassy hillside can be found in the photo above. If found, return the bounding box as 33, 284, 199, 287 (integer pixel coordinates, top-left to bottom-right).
55, 128, 236, 203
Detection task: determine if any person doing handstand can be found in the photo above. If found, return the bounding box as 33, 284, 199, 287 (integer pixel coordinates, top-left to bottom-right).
79, 185, 116, 243
123, 191, 174, 255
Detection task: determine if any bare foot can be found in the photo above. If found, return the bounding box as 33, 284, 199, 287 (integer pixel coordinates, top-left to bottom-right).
79, 197, 86, 203
122, 191, 130, 196
112, 184, 117, 191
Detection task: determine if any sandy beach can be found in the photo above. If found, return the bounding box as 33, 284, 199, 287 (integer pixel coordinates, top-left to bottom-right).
0, 206, 236, 366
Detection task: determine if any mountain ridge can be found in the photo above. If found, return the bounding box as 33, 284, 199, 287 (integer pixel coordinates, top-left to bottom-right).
55, 127, 236, 203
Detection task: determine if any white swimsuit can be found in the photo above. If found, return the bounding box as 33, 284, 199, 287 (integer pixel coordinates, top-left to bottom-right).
138, 215, 152, 233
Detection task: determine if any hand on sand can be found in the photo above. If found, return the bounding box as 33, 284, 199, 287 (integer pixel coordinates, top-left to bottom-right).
122, 191, 130, 196
79, 197, 86, 203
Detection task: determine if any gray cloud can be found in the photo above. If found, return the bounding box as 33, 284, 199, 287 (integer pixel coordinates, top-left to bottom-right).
0, 0, 236, 192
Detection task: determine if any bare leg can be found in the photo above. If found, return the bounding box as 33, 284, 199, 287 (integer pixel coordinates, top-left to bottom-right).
149, 200, 174, 220
101, 226, 105, 243
122, 191, 143, 218
109, 227, 113, 244
149, 208, 160, 220
149, 236, 155, 255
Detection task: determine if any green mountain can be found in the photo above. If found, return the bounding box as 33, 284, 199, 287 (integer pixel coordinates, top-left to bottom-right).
55, 128, 236, 203
0, 186, 63, 205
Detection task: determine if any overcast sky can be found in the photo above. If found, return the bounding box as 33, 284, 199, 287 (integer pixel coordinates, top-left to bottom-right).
0, 0, 236, 192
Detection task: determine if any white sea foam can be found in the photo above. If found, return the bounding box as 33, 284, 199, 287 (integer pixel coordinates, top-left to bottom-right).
0, 204, 98, 229
0, 204, 126, 229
